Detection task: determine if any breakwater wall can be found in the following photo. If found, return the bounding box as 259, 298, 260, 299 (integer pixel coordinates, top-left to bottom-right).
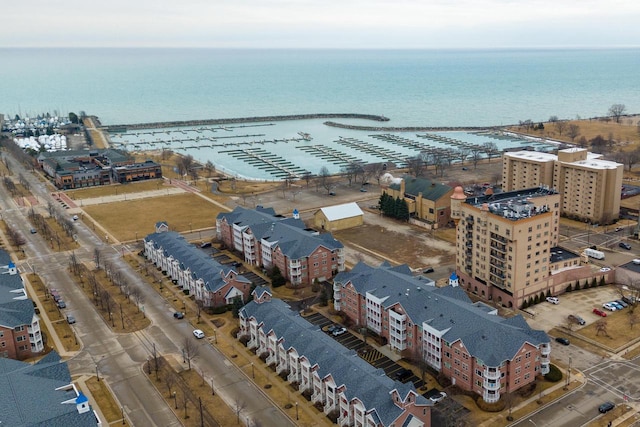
323, 121, 497, 132
104, 113, 390, 132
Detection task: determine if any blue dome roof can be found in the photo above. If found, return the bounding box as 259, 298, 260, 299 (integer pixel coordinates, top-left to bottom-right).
450, 272, 458, 280
76, 392, 88, 404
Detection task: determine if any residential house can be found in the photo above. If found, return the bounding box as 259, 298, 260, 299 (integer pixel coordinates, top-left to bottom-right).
0, 351, 101, 426
333, 262, 550, 403
216, 206, 345, 285
239, 288, 431, 427
144, 231, 252, 308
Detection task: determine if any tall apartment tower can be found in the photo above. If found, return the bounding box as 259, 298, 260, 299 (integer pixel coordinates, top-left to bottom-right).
451, 187, 561, 309
502, 148, 623, 224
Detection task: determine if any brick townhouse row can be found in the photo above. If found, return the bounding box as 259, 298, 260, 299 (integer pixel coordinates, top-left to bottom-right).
216, 206, 345, 285
0, 250, 44, 360
144, 227, 252, 308
333, 262, 551, 403
239, 288, 431, 427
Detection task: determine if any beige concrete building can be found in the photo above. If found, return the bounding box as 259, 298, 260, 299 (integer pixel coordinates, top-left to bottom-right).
451, 186, 561, 309
313, 202, 363, 231
502, 148, 623, 224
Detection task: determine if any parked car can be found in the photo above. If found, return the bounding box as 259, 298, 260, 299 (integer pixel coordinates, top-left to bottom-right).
52, 293, 62, 303
599, 267, 612, 272
332, 327, 347, 337
423, 267, 435, 274
616, 299, 628, 308
329, 191, 336, 196
359, 188, 368, 192
394, 368, 413, 382
568, 314, 585, 325
603, 302, 617, 311
200, 242, 212, 248
173, 311, 185, 319
30, 228, 37, 234
622, 296, 636, 305
72, 215, 79, 221
633, 259, 640, 265
555, 337, 570, 346
612, 301, 624, 310
619, 242, 631, 250
57, 300, 66, 309
326, 324, 339, 334
598, 401, 615, 413
193, 329, 205, 339
546, 296, 559, 304
429, 391, 448, 403
615, 226, 624, 232
592, 308, 607, 317
66, 315, 76, 324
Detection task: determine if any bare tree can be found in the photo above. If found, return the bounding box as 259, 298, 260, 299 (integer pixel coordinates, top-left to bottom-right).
93, 247, 102, 269
456, 147, 470, 166
234, 399, 246, 424
470, 147, 483, 169
567, 124, 581, 142
165, 374, 176, 397
609, 104, 626, 123
629, 313, 639, 330
555, 120, 568, 136
406, 156, 424, 177
204, 160, 215, 177
595, 319, 608, 337
318, 166, 332, 194
182, 337, 199, 370
47, 200, 56, 217
132, 288, 144, 315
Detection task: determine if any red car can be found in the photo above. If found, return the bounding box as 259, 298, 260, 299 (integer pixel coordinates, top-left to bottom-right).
593, 308, 607, 317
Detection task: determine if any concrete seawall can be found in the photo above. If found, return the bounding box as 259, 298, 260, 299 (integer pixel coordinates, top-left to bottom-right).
103, 113, 390, 132
323, 121, 498, 132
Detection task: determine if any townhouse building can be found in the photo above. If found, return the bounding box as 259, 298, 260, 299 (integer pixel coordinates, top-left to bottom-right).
450, 186, 562, 309
216, 206, 345, 285
239, 288, 431, 427
381, 175, 454, 228
0, 251, 44, 360
0, 351, 101, 426
144, 231, 252, 308
333, 262, 550, 403
502, 148, 623, 224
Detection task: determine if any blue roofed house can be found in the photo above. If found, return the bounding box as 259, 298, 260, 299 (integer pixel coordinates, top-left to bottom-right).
0, 250, 44, 360
144, 231, 252, 307
239, 288, 431, 427
216, 206, 345, 286
0, 351, 101, 426
333, 262, 551, 403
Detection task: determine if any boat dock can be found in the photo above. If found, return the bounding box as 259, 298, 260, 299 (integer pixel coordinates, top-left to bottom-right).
220, 147, 310, 179
296, 145, 363, 167
336, 136, 410, 166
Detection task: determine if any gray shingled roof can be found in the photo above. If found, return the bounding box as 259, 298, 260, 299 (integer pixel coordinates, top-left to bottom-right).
389, 175, 452, 201
145, 232, 250, 292
240, 299, 429, 425
334, 262, 549, 367
0, 351, 97, 426
217, 206, 343, 260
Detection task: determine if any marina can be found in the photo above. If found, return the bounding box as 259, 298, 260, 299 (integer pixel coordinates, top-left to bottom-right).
103, 117, 560, 181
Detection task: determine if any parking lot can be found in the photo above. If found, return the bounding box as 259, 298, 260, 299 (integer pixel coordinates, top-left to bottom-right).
524, 286, 629, 333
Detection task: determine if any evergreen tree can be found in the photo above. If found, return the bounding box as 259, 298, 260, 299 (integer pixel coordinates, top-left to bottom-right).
566, 283, 572, 293
575, 280, 580, 291
231, 296, 244, 318
396, 198, 410, 221
599, 276, 606, 286
319, 287, 328, 307
533, 294, 540, 304
539, 291, 546, 302
591, 278, 597, 288
546, 289, 551, 298
270, 266, 286, 288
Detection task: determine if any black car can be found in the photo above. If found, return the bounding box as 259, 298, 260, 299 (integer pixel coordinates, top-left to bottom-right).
619, 242, 632, 250
173, 311, 185, 319
598, 401, 615, 413
394, 368, 413, 382
423, 267, 435, 274
555, 337, 570, 346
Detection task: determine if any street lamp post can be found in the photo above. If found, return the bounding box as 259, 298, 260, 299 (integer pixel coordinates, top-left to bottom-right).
295, 402, 299, 420
121, 406, 125, 425
173, 391, 177, 409
96, 363, 100, 382
529, 419, 538, 427
251, 362, 255, 379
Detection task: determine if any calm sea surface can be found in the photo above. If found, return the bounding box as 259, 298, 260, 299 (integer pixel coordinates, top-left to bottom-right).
3, 48, 640, 179
2, 48, 640, 127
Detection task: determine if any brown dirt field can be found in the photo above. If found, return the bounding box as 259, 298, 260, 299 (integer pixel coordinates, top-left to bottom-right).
82, 193, 223, 241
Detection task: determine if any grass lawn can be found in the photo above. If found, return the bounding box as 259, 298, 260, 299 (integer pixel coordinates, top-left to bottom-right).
84, 376, 123, 423
66, 179, 165, 199
560, 308, 640, 351
82, 193, 223, 241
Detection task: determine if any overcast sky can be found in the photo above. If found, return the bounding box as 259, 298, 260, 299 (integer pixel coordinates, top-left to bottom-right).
3, 0, 640, 49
